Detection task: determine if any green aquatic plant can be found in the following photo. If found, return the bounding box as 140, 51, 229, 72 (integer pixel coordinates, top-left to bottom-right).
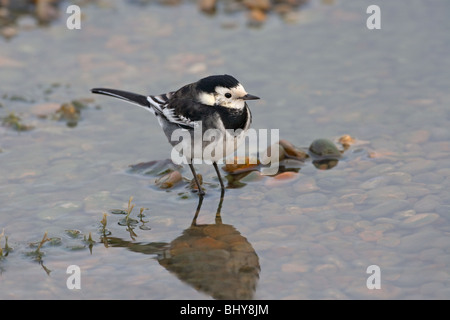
0, 229, 13, 259
83, 232, 95, 254
26, 231, 52, 275
1, 112, 34, 131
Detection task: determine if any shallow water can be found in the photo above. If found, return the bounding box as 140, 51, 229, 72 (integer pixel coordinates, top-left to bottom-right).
1, 0, 450, 299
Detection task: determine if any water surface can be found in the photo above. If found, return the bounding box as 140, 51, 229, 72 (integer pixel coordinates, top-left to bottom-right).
1, 0, 449, 299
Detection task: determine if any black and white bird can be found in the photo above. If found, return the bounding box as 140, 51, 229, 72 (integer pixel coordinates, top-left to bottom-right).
91, 74, 260, 196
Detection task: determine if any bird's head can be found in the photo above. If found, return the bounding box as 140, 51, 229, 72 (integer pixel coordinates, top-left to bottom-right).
196, 74, 260, 109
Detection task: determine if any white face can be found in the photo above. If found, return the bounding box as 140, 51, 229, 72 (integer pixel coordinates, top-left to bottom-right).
198, 84, 248, 109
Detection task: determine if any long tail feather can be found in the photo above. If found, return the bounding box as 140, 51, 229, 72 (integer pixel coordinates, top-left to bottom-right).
91, 88, 151, 110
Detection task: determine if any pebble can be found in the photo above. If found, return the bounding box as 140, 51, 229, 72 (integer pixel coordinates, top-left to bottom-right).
155, 171, 182, 189
294, 192, 328, 207
366, 186, 407, 203
323, 219, 338, 231
294, 176, 319, 193
316, 176, 347, 189
393, 209, 415, 220
401, 185, 431, 198
360, 199, 410, 219
399, 213, 439, 229
198, 0, 217, 14
248, 8, 267, 25
412, 172, 444, 184
309, 139, 341, 158
358, 229, 383, 242
359, 175, 391, 190
264, 171, 299, 187
398, 229, 437, 253
339, 192, 367, 204
250, 225, 296, 240
281, 262, 309, 273
401, 159, 435, 174
407, 129, 430, 144
386, 171, 412, 184
363, 164, 396, 178
314, 264, 338, 274
413, 195, 440, 213
238, 191, 265, 202
377, 235, 401, 247
1, 26, 18, 39
243, 0, 271, 11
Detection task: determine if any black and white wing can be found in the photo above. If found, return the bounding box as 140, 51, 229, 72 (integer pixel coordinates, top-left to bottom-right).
148, 93, 199, 129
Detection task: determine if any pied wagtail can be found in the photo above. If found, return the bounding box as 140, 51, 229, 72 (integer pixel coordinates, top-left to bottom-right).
91, 74, 260, 196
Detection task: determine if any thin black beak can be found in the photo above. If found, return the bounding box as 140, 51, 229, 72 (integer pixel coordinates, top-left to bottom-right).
241, 93, 260, 100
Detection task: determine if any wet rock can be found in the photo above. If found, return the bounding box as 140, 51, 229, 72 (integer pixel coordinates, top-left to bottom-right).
52, 102, 82, 127
188, 173, 203, 191
198, 0, 217, 14
222, 157, 260, 174
261, 142, 285, 163
309, 139, 341, 158
244, 0, 271, 11
264, 171, 298, 187
239, 170, 265, 183
129, 159, 182, 176
155, 171, 182, 189
1, 26, 17, 39
338, 134, 355, 148
247, 8, 267, 26
36, 0, 59, 23
279, 139, 309, 160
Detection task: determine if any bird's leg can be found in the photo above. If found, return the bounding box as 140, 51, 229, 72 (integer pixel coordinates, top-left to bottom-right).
191, 194, 204, 226
215, 188, 225, 224
189, 163, 205, 196
213, 162, 226, 194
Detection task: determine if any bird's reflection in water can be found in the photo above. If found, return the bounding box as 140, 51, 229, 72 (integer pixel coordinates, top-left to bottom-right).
106, 191, 260, 300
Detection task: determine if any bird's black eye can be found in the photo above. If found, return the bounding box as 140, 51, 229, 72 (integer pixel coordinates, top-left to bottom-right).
225, 93, 232, 99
